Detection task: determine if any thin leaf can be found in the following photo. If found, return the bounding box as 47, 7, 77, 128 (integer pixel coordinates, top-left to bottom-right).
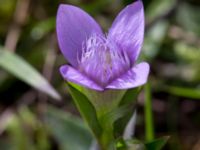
164, 85, 200, 99
0, 47, 60, 100
145, 136, 169, 150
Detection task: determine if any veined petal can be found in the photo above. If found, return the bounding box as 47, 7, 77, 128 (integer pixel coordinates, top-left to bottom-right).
60, 65, 104, 91
106, 62, 149, 89
56, 4, 103, 67
108, 1, 144, 63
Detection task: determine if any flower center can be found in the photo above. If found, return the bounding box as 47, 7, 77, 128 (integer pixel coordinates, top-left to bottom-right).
78, 34, 131, 87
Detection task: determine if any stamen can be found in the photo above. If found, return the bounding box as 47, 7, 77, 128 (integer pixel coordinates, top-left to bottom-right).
78, 34, 131, 87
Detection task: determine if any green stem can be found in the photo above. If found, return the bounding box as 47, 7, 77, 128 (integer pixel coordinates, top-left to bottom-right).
144, 82, 155, 142
96, 110, 115, 150
100, 129, 115, 150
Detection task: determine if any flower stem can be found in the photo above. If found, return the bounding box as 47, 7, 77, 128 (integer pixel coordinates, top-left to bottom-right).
144, 82, 155, 142
96, 110, 115, 150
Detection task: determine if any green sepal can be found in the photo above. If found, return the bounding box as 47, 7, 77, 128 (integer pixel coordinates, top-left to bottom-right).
82, 88, 126, 118
98, 103, 134, 150
67, 83, 102, 139
68, 82, 143, 150
114, 87, 141, 137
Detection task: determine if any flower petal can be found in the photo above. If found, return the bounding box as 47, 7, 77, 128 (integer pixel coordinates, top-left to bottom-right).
60, 65, 104, 91
108, 1, 144, 63
106, 62, 149, 89
56, 4, 103, 67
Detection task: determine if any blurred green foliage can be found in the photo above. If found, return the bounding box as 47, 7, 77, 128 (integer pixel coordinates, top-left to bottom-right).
0, 0, 200, 150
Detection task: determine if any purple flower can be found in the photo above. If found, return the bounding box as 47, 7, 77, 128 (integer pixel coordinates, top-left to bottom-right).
57, 0, 149, 91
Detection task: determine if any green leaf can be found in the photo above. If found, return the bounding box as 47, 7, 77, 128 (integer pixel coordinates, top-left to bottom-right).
145, 136, 169, 150
0, 47, 60, 100
45, 106, 93, 150
67, 83, 102, 139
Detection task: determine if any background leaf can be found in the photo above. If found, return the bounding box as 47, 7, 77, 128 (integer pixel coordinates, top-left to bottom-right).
145, 136, 169, 150
163, 85, 200, 100
0, 47, 60, 100
45, 106, 93, 150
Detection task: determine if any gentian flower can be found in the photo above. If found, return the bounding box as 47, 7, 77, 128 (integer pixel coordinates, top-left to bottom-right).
57, 0, 149, 91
